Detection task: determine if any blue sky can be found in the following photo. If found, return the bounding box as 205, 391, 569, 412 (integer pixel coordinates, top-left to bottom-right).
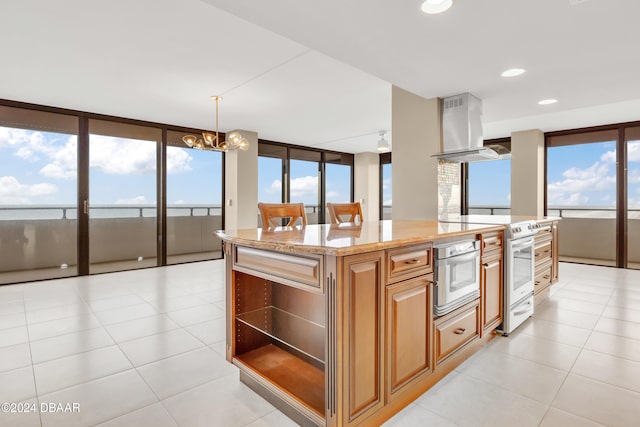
2, 126, 639, 210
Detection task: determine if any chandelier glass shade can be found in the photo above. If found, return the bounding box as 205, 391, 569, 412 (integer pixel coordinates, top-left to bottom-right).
182, 96, 249, 152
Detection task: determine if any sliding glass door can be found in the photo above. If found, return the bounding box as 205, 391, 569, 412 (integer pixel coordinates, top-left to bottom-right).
88, 120, 160, 274
626, 127, 640, 269
166, 130, 223, 264
0, 106, 79, 284
290, 149, 321, 224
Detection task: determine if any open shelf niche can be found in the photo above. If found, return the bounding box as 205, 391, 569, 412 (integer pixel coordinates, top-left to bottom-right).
233, 271, 326, 417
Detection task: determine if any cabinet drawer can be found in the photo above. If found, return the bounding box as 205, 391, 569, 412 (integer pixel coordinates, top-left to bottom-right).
434, 302, 479, 364
481, 232, 503, 255
534, 241, 552, 264
535, 228, 553, 244
234, 246, 322, 291
386, 244, 432, 284
535, 262, 552, 293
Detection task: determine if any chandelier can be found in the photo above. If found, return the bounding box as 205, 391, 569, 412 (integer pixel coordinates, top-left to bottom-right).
182, 96, 249, 152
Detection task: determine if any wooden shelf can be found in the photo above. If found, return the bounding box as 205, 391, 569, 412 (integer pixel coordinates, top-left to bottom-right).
237, 306, 325, 363
236, 344, 325, 418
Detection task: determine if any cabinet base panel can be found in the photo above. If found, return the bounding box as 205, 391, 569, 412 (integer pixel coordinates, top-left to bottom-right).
236, 344, 325, 419
239, 370, 322, 427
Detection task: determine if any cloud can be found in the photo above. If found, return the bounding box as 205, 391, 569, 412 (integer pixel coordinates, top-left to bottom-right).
266, 179, 282, 193
90, 136, 156, 175
115, 195, 148, 204
90, 137, 191, 176
290, 175, 318, 199
629, 142, 640, 162
600, 150, 616, 163
0, 176, 58, 204
40, 137, 78, 179
166, 147, 192, 175
547, 161, 615, 206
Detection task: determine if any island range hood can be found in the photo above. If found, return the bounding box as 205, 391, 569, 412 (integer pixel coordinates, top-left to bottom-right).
433, 93, 511, 163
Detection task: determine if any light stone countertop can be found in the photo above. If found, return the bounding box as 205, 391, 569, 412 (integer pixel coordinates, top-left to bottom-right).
216, 220, 505, 256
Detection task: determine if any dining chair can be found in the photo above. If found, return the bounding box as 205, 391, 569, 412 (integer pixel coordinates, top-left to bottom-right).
327, 202, 364, 224
258, 202, 308, 228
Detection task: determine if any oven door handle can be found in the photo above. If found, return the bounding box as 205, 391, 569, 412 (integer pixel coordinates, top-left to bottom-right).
445, 250, 480, 263
511, 238, 534, 249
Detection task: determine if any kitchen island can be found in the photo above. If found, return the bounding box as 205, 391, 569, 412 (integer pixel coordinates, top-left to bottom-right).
217, 220, 506, 427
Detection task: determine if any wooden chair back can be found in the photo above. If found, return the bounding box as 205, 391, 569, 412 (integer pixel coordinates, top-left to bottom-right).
327, 202, 364, 224
258, 203, 308, 228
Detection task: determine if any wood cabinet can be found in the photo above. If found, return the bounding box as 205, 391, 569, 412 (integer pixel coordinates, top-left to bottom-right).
434, 300, 480, 364
385, 275, 432, 401
479, 231, 503, 335
341, 252, 384, 423
534, 220, 558, 304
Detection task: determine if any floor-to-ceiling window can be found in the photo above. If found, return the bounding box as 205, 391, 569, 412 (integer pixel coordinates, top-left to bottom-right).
626, 126, 640, 269
467, 158, 511, 215
547, 129, 618, 266
258, 141, 353, 225
166, 130, 223, 264
88, 120, 160, 274
0, 106, 78, 284
324, 152, 353, 219
380, 152, 392, 219
0, 100, 225, 285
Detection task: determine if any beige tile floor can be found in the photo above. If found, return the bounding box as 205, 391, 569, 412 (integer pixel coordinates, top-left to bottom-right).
1, 261, 639, 426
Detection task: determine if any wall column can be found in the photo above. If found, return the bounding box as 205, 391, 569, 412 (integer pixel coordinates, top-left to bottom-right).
354, 152, 380, 222
391, 86, 441, 220
224, 130, 258, 230
511, 129, 545, 217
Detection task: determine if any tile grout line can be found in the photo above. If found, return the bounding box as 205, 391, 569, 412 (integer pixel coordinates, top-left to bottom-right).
22, 293, 44, 427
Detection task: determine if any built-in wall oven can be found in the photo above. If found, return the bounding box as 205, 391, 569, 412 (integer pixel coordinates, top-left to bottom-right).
433, 240, 481, 316
499, 221, 539, 335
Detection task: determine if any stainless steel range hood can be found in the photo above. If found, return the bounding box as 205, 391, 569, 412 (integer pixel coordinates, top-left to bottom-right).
433, 93, 511, 163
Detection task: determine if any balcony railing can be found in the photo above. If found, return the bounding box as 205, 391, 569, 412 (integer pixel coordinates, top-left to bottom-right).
0, 205, 223, 281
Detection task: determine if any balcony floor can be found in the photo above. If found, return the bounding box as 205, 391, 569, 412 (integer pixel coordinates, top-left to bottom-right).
1, 261, 640, 426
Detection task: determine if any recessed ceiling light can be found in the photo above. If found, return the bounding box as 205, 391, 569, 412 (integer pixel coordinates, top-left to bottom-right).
538, 99, 558, 105
421, 0, 453, 15
501, 68, 526, 77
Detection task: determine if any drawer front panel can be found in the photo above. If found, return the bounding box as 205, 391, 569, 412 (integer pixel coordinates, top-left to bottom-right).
482, 233, 503, 255
534, 241, 552, 263
435, 303, 479, 363
535, 264, 552, 292
235, 246, 322, 290
386, 244, 432, 284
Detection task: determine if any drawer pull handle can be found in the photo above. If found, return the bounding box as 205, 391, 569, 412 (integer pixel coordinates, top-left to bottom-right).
535, 281, 540, 285
405, 259, 421, 265
454, 328, 466, 335
543, 275, 550, 279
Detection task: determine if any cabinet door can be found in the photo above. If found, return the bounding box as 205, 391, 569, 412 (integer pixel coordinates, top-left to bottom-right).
481, 252, 503, 333
342, 252, 384, 423
386, 276, 432, 400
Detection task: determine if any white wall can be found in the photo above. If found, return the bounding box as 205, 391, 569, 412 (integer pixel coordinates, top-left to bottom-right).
391, 86, 441, 220
224, 130, 258, 230
354, 152, 380, 222
511, 129, 545, 217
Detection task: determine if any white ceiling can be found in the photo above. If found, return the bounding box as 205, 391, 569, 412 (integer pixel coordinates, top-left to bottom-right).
2, 0, 640, 153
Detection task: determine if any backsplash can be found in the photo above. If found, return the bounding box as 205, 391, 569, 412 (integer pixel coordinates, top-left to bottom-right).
438, 160, 461, 218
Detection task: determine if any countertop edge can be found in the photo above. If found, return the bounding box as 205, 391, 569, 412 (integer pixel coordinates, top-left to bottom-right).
216, 223, 506, 256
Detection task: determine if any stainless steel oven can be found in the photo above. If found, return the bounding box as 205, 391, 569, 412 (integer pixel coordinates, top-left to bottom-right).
433, 240, 480, 316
